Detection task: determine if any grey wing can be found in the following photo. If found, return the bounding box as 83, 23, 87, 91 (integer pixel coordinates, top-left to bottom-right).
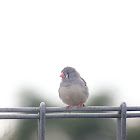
80, 77, 87, 86
79, 77, 89, 98
58, 87, 61, 98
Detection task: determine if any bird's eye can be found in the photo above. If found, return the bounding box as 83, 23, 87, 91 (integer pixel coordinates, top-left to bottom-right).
66, 73, 69, 79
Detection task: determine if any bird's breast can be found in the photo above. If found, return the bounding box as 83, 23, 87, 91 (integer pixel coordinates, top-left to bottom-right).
59, 85, 88, 106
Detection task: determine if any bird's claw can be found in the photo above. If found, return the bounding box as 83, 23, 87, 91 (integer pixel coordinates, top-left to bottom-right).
77, 103, 84, 107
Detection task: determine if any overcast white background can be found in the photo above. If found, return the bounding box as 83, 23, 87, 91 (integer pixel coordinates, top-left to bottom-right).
0, 1, 140, 108
0, 0, 140, 137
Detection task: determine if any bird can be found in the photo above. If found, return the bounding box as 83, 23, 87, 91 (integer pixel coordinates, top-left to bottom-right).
59, 66, 89, 109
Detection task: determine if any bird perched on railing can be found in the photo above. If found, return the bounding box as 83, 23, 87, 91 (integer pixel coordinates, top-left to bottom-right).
59, 66, 89, 109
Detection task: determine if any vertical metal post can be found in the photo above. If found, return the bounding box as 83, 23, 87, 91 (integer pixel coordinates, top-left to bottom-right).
37, 119, 40, 140
116, 116, 121, 140
121, 102, 127, 140
38, 102, 46, 140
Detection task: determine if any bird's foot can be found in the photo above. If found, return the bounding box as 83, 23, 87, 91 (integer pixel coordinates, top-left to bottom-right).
66, 105, 72, 113
77, 103, 84, 107
66, 105, 72, 110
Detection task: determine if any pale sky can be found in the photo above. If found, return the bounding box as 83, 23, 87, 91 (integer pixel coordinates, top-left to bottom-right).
0, 0, 140, 110
1, 0, 140, 137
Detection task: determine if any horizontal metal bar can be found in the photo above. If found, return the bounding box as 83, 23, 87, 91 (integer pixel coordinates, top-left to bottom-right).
0, 107, 39, 112
45, 113, 121, 118
127, 113, 140, 118
45, 106, 121, 112
0, 113, 140, 119
0, 106, 140, 113
0, 114, 39, 119
0, 106, 121, 112
47, 106, 140, 112
127, 107, 140, 111
0, 113, 120, 119
46, 113, 140, 119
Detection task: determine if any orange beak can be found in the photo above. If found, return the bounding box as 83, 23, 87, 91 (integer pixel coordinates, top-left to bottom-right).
60, 72, 65, 78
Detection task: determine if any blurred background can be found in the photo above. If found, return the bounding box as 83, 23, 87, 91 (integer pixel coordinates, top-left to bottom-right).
0, 0, 140, 139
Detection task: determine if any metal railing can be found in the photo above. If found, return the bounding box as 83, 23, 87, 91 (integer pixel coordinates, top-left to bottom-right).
0, 102, 140, 140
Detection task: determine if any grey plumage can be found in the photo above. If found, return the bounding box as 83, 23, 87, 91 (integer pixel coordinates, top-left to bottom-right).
59, 67, 89, 106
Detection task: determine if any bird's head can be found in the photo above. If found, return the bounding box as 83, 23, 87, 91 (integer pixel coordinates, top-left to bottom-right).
60, 67, 80, 79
